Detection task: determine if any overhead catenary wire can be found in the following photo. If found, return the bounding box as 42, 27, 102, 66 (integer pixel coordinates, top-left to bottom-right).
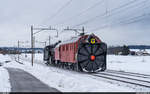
59, 0, 136, 36
117, 13, 150, 26
40, 0, 149, 39
41, 0, 73, 25
88, 0, 149, 31
36, 0, 73, 44
59, 0, 148, 35
55, 0, 105, 25
90, 15, 147, 31
42, 0, 135, 36
90, 10, 150, 31
72, 0, 139, 28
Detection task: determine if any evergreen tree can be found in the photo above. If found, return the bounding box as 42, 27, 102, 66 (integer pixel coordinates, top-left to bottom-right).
122, 45, 130, 55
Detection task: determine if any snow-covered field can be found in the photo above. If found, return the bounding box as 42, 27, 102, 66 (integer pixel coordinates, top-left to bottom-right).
107, 55, 150, 75
107, 49, 150, 75
0, 51, 150, 92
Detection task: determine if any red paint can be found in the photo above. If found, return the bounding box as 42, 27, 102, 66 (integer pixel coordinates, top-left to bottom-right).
54, 34, 101, 63
90, 55, 95, 61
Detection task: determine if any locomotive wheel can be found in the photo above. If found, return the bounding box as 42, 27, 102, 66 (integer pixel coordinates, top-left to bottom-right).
77, 43, 106, 72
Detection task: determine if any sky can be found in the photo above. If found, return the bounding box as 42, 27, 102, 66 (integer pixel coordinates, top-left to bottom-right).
0, 0, 150, 47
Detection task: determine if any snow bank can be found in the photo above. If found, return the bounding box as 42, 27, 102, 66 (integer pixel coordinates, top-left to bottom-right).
0, 54, 11, 63
0, 67, 11, 92
0, 54, 11, 92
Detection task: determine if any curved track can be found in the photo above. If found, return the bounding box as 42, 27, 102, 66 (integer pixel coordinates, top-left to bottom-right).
91, 70, 150, 89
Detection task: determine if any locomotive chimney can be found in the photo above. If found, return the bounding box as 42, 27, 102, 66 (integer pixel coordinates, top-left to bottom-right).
53, 40, 61, 48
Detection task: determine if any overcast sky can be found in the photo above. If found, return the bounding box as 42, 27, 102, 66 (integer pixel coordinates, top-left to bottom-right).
0, 0, 150, 47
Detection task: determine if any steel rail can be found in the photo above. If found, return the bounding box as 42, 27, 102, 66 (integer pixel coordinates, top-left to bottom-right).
107, 69, 150, 78
92, 73, 150, 88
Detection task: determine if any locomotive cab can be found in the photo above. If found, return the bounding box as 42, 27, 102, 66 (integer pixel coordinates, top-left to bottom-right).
44, 41, 61, 64
43, 45, 53, 61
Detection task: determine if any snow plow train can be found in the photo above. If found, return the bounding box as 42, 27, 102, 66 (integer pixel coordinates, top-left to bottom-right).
44, 33, 107, 72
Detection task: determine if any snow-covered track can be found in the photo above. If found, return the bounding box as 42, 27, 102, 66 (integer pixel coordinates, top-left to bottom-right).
91, 71, 150, 89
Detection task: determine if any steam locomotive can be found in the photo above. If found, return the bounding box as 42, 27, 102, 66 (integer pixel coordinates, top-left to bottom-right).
44, 33, 107, 72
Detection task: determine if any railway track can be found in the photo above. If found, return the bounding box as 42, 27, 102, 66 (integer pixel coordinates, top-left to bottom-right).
106, 69, 150, 79
91, 70, 150, 90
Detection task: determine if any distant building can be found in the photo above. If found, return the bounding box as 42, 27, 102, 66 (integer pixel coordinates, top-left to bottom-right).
129, 49, 150, 56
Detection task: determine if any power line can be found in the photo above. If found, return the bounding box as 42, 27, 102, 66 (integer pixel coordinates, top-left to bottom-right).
103, 0, 149, 22
58, 0, 148, 34
91, 0, 149, 31
42, 0, 73, 25
40, 0, 149, 38
73, 0, 140, 27
55, 0, 105, 25
72, 0, 139, 27
90, 0, 149, 30
90, 10, 150, 31
116, 14, 149, 26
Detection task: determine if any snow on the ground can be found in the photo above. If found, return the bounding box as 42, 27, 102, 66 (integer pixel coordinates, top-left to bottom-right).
20, 53, 44, 64
107, 55, 150, 75
0, 54, 11, 63
2, 54, 136, 92
1, 52, 150, 92
0, 55, 11, 92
